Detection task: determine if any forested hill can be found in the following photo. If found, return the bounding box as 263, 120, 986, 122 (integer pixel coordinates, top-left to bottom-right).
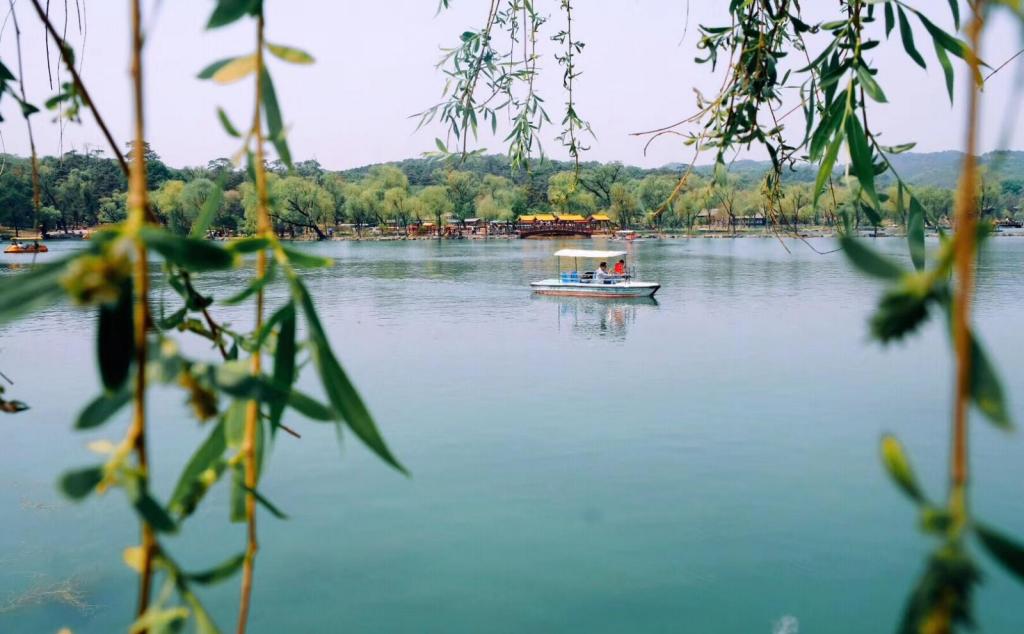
337, 154, 675, 186
660, 150, 1024, 187
344, 150, 1024, 188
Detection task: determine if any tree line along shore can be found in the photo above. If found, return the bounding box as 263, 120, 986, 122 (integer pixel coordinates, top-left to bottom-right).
3, 148, 1024, 241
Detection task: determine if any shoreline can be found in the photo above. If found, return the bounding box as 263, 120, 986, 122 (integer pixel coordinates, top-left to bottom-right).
11, 228, 1024, 243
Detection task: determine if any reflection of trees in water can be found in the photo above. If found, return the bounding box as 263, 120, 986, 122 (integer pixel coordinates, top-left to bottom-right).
548, 296, 658, 341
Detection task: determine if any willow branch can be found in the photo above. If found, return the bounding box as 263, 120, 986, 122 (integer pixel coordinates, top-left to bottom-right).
237, 12, 270, 634
126, 0, 155, 624
7, 1, 41, 225
949, 1, 985, 508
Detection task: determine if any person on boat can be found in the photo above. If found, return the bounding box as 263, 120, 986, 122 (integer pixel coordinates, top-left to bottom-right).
594, 262, 611, 282
614, 259, 625, 276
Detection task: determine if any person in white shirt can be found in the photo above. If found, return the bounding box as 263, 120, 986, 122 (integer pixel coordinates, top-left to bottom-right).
593, 262, 610, 282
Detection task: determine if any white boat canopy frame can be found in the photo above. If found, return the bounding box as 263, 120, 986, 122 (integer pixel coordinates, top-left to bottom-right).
553, 249, 627, 259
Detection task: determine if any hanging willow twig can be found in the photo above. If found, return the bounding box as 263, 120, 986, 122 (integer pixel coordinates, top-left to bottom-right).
125, 0, 155, 621
237, 11, 272, 634
948, 0, 985, 518
28, 0, 128, 176
7, 0, 41, 232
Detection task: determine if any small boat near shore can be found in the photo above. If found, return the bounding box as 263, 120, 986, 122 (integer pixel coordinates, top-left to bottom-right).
610, 229, 647, 242
531, 249, 660, 298
4, 240, 48, 254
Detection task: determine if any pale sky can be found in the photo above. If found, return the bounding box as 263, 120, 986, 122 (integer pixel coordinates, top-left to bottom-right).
1, 1, 1022, 170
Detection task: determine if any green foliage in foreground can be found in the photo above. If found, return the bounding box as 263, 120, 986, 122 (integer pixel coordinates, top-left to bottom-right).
0, 218, 405, 631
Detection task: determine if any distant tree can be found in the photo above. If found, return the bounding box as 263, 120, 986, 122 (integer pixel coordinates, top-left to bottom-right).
382, 187, 412, 228
96, 191, 128, 224
206, 158, 246, 190
915, 186, 955, 226
37, 206, 62, 237
241, 173, 281, 234
0, 162, 36, 236
179, 179, 220, 235
444, 170, 479, 222
341, 182, 375, 235
578, 162, 624, 208
152, 180, 188, 233
637, 175, 677, 220
217, 189, 245, 232
547, 171, 596, 214
712, 184, 739, 234
125, 141, 173, 189
272, 176, 333, 239
294, 159, 325, 183
54, 169, 97, 230
417, 185, 453, 237
368, 165, 409, 191
608, 183, 638, 227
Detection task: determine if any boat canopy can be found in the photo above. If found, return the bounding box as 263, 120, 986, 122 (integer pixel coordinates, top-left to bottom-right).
553, 249, 627, 259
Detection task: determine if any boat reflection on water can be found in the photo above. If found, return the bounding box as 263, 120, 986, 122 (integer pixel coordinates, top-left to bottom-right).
535, 294, 659, 341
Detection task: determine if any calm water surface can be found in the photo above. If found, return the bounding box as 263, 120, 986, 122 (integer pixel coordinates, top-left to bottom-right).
1, 237, 1022, 633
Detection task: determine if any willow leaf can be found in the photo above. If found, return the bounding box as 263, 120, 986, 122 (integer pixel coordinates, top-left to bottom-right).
197, 58, 234, 80
59, 465, 104, 500
933, 40, 955, 104
260, 69, 292, 168
124, 476, 179, 534
880, 435, 925, 503
813, 128, 843, 208
242, 485, 288, 519
230, 464, 246, 523
897, 7, 927, 69
840, 237, 906, 280
918, 14, 969, 60
189, 183, 224, 239
184, 553, 246, 585
216, 107, 241, 138
976, 523, 1024, 583
224, 259, 276, 306
292, 279, 406, 473
856, 65, 887, 103
77, 387, 132, 430
908, 193, 926, 271
98, 281, 134, 391
281, 246, 333, 268
269, 303, 296, 433
266, 43, 314, 65
207, 0, 259, 29
169, 419, 227, 517
212, 55, 258, 84
845, 115, 879, 209
970, 334, 1012, 430
141, 227, 235, 271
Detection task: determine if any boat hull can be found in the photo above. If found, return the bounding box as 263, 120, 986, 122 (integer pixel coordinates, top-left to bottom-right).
531, 280, 660, 298
4, 244, 48, 254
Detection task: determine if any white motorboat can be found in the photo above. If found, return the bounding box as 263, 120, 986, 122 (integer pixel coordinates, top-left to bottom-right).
530, 249, 660, 298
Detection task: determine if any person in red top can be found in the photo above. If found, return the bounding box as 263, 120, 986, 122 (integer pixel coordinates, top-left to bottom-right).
613, 259, 625, 276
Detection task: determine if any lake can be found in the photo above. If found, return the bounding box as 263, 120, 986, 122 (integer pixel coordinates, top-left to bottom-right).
1, 236, 1022, 633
